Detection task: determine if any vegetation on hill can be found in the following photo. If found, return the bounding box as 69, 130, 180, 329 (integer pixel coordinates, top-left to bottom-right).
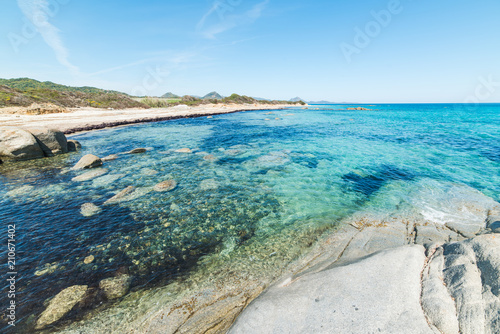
161, 92, 180, 98
0, 78, 148, 109
203, 91, 223, 100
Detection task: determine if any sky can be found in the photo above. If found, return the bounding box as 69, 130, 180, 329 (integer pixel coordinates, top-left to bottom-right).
0, 0, 499, 103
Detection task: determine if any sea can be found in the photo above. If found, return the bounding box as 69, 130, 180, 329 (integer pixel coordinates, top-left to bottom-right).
1, 103, 499, 332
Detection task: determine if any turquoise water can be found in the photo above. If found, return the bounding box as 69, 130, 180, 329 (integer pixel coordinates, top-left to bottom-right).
1, 104, 499, 332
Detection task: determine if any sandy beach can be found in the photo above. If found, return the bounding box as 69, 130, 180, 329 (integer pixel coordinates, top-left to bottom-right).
0, 103, 296, 134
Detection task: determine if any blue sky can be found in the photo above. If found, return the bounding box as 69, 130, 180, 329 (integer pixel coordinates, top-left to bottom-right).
1, 0, 499, 102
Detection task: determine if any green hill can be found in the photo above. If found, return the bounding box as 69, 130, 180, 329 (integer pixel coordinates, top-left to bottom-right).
0, 78, 148, 109
203, 91, 223, 100
161, 92, 180, 98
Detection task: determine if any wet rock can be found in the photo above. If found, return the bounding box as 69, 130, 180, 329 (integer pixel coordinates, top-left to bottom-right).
203, 154, 217, 161
487, 206, 500, 233
84, 255, 95, 264
104, 186, 135, 205
175, 148, 192, 153
67, 140, 81, 152
154, 180, 177, 192
127, 148, 147, 154
72, 169, 108, 182
99, 275, 132, 300
80, 203, 102, 217
35, 285, 88, 329
35, 263, 59, 277
101, 154, 119, 162
72, 154, 103, 170
27, 127, 68, 156
0, 126, 44, 161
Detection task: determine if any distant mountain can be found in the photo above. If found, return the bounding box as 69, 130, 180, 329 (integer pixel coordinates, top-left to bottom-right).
308, 100, 336, 104
289, 97, 304, 102
203, 91, 223, 100
161, 92, 180, 98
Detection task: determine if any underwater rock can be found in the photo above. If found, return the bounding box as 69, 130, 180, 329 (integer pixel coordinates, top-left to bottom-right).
175, 148, 192, 153
102, 154, 119, 162
99, 274, 132, 300
141, 168, 158, 176
83, 255, 95, 264
35, 285, 88, 329
72, 169, 108, 182
80, 203, 102, 217
34, 263, 59, 277
200, 178, 219, 191
203, 154, 217, 161
0, 126, 45, 161
27, 127, 68, 156
67, 140, 81, 152
72, 154, 103, 170
127, 148, 147, 154
104, 186, 135, 205
154, 180, 178, 192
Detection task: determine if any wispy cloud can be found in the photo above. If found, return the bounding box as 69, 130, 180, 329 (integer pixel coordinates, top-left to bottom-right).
197, 0, 270, 39
17, 0, 79, 74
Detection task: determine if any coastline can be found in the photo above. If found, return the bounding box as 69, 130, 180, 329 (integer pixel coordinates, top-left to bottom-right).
0, 103, 299, 135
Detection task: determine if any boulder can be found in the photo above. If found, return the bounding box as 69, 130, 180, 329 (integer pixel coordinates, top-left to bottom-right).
104, 186, 135, 205
80, 203, 102, 217
154, 180, 177, 192
35, 285, 88, 329
67, 140, 82, 152
229, 245, 433, 334
127, 148, 147, 154
0, 126, 44, 161
72, 154, 103, 170
99, 275, 132, 300
72, 169, 108, 182
27, 127, 68, 156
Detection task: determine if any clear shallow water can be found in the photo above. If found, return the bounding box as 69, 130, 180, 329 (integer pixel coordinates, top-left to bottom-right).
1, 104, 499, 332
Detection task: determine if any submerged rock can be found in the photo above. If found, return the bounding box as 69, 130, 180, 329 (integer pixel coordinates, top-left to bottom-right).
0, 126, 44, 161
102, 154, 119, 162
104, 186, 135, 205
200, 178, 219, 191
99, 275, 132, 300
27, 127, 68, 156
83, 255, 95, 264
67, 140, 81, 152
72, 169, 108, 182
127, 148, 147, 154
203, 154, 217, 161
35, 285, 88, 329
72, 154, 103, 170
154, 180, 177, 192
34, 263, 59, 277
80, 203, 102, 217
175, 148, 192, 153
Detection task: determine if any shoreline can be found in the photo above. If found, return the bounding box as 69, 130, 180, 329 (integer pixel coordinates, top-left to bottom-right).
0, 103, 300, 135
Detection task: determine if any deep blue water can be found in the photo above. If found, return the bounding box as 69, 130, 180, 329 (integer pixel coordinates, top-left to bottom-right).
1, 103, 499, 332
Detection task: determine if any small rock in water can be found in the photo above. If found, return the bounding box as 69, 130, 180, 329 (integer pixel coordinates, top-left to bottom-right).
99, 274, 132, 300
72, 169, 108, 182
72, 154, 102, 170
127, 148, 147, 154
80, 203, 102, 217
225, 149, 242, 156
203, 154, 217, 161
154, 180, 177, 192
104, 186, 135, 205
35, 285, 88, 329
67, 140, 81, 152
175, 148, 192, 153
141, 168, 158, 176
207, 116, 213, 119
199, 178, 219, 191
102, 154, 119, 162
83, 255, 95, 264
35, 263, 59, 277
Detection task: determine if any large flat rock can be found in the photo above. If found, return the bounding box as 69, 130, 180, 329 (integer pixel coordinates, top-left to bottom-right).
229, 245, 433, 334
